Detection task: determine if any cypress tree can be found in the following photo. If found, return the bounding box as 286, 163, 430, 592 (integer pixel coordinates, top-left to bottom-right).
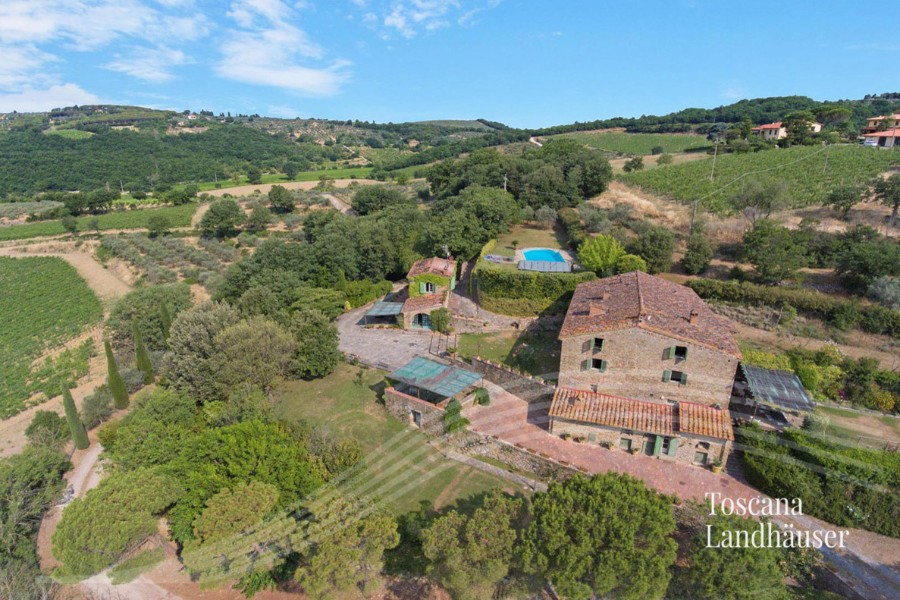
133, 321, 154, 383
62, 384, 90, 450
159, 303, 172, 345
105, 340, 129, 409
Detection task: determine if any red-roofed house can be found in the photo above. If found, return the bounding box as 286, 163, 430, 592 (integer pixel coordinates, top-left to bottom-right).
862, 113, 900, 134
863, 127, 899, 149
400, 257, 457, 329
752, 120, 821, 141
557, 272, 741, 406
548, 386, 734, 466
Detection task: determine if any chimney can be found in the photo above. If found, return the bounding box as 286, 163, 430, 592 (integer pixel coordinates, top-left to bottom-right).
689, 309, 699, 324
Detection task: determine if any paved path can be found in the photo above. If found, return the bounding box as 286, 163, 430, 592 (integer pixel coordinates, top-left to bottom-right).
336, 305, 436, 371
462, 384, 900, 599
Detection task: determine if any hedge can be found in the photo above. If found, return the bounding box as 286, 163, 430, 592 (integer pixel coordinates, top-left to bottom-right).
687, 278, 900, 338
738, 424, 899, 538
474, 262, 595, 316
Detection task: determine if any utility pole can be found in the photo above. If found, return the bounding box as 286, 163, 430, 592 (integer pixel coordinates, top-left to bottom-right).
709, 140, 719, 182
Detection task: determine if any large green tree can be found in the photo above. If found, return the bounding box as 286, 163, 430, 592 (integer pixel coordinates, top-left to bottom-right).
741, 219, 808, 283
199, 199, 245, 238
289, 310, 341, 379
268, 185, 295, 213
292, 497, 400, 599
211, 317, 297, 396
162, 302, 242, 403
104, 340, 129, 409
677, 514, 790, 600
132, 320, 154, 384
629, 225, 675, 274
351, 185, 411, 215
61, 385, 89, 450
421, 491, 524, 600
579, 234, 625, 276
521, 473, 677, 600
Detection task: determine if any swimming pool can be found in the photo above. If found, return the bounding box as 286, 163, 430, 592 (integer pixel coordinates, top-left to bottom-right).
523, 248, 566, 262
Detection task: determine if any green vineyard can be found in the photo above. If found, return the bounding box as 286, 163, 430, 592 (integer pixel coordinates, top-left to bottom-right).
553, 131, 710, 155
622, 145, 898, 213
0, 257, 103, 417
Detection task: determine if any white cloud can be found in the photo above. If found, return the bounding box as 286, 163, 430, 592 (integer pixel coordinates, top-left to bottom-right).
216, 0, 349, 96
0, 83, 99, 112
0, 44, 55, 88
363, 1, 498, 39
104, 47, 192, 83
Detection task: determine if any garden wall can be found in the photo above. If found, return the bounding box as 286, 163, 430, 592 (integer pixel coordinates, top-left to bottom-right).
447, 356, 554, 403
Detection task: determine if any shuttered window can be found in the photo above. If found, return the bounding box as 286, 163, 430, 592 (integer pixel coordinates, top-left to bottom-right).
591, 358, 607, 372
652, 435, 663, 456
667, 437, 679, 457
662, 370, 672, 382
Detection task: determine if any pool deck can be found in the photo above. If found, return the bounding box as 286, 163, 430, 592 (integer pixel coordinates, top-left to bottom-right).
514, 247, 575, 263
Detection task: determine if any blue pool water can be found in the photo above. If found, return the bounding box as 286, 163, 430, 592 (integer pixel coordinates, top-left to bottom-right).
523, 248, 566, 262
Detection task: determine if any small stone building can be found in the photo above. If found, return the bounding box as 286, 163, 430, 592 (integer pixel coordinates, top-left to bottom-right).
549, 387, 734, 466
399, 257, 456, 329
558, 272, 741, 406
384, 356, 481, 435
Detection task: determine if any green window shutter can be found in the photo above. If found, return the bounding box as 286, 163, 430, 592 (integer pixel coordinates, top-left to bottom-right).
599, 360, 607, 373
597, 338, 604, 351
683, 347, 689, 360
653, 435, 663, 456
667, 437, 679, 457
680, 373, 688, 386
662, 370, 672, 382
581, 359, 589, 372
419, 282, 426, 294
664, 347, 674, 360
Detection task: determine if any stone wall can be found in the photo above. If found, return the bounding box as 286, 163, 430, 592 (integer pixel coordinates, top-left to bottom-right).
549, 417, 732, 467
453, 430, 582, 482
384, 387, 445, 436
448, 356, 554, 403
558, 327, 739, 406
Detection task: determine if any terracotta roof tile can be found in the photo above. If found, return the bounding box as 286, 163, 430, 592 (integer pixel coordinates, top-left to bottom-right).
550, 387, 675, 436
863, 128, 900, 138
678, 401, 734, 440
752, 122, 783, 130
550, 387, 734, 441
401, 292, 446, 313
559, 272, 741, 358
407, 257, 455, 279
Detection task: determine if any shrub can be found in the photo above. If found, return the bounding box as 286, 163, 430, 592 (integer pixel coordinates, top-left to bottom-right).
443, 399, 469, 434
62, 385, 89, 450
430, 308, 451, 334
475, 263, 595, 316
25, 411, 69, 448
121, 367, 147, 393
682, 232, 713, 275
687, 278, 900, 337
81, 388, 114, 429
52, 469, 182, 577
868, 276, 900, 310
474, 388, 490, 406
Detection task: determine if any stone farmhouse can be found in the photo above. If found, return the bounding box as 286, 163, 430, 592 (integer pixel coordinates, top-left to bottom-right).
363, 256, 456, 329
551, 272, 740, 466
399, 257, 456, 329
751, 120, 821, 140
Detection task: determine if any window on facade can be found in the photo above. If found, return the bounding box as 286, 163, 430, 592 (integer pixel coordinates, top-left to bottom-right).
425, 282, 436, 293
411, 410, 422, 427
674, 346, 688, 360
694, 451, 708, 465
591, 358, 607, 372
619, 438, 632, 451
697, 441, 710, 450
593, 338, 604, 352
590, 384, 598, 392
661, 437, 671, 454
663, 370, 687, 385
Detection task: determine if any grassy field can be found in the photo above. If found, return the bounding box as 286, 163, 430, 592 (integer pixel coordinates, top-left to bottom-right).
0, 203, 198, 241
622, 145, 898, 213
554, 131, 710, 155
457, 328, 562, 380
274, 363, 517, 515
493, 224, 568, 258
816, 405, 900, 448
0, 257, 102, 418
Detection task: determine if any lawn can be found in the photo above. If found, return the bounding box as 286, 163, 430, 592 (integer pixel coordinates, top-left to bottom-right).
43, 128, 95, 140
554, 131, 710, 155
815, 405, 900, 447
274, 363, 518, 515
493, 224, 568, 258
457, 327, 562, 381
0, 203, 199, 242
0, 257, 102, 418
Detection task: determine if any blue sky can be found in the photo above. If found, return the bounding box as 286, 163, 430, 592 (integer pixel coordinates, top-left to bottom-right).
0, 1, 896, 127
